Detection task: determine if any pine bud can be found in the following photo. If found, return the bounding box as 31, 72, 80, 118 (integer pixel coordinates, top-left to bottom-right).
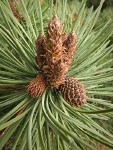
63, 31, 77, 71
27, 74, 46, 98
42, 15, 66, 87
35, 34, 47, 70
72, 12, 78, 22
46, 15, 63, 63
10, 0, 23, 22
58, 76, 87, 106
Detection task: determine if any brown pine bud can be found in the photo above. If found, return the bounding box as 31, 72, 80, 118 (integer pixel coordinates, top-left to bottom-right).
10, 0, 23, 22
46, 15, 63, 63
35, 34, 47, 70
58, 76, 87, 106
42, 15, 66, 87
72, 12, 78, 22
63, 31, 77, 71
27, 74, 46, 98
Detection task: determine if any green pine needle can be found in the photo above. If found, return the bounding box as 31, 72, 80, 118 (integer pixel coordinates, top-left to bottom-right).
0, 0, 113, 149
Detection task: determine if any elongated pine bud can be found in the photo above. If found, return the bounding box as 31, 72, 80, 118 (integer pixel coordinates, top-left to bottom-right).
42, 15, 66, 87
46, 15, 63, 63
27, 74, 46, 98
10, 0, 23, 22
58, 76, 87, 106
63, 31, 77, 71
35, 34, 47, 70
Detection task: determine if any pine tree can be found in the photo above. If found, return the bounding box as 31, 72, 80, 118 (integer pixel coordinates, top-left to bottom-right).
0, 0, 113, 149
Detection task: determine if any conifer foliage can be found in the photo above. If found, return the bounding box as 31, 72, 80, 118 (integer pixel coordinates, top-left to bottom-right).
0, 0, 113, 149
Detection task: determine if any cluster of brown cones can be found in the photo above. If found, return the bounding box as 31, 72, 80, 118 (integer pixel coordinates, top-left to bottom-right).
27, 15, 87, 106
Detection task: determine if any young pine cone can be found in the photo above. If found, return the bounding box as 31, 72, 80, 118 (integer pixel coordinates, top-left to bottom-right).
27, 74, 46, 98
58, 76, 87, 106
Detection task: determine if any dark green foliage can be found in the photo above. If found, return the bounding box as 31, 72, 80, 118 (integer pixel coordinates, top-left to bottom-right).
96, 7, 113, 45
86, 0, 113, 9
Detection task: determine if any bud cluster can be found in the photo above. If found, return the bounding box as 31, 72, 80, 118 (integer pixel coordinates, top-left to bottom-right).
27, 15, 87, 106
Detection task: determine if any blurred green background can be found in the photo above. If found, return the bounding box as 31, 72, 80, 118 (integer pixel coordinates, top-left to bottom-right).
86, 0, 113, 9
